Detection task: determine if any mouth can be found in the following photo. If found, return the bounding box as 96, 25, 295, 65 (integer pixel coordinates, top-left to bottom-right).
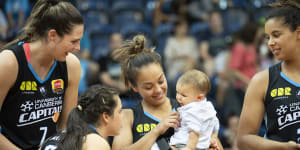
271, 48, 281, 55
152, 93, 164, 100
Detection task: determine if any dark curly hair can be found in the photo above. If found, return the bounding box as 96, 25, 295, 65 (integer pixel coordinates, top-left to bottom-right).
267, 0, 300, 31
57, 84, 119, 150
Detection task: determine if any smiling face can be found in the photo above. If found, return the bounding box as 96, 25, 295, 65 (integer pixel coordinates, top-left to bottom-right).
132, 63, 168, 106
265, 18, 300, 61
51, 24, 84, 61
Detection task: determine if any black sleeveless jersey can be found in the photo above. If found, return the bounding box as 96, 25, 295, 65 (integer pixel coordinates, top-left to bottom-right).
264, 63, 300, 143
0, 43, 68, 149
40, 125, 99, 150
131, 99, 180, 149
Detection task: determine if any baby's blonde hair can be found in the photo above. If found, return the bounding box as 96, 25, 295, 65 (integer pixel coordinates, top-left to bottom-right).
177, 69, 211, 95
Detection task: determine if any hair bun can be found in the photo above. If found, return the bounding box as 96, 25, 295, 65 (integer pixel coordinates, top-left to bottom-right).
132, 35, 145, 54
46, 0, 60, 6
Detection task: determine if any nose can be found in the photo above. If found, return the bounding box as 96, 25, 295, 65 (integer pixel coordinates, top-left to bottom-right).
176, 94, 182, 102
153, 84, 162, 94
74, 41, 81, 51
267, 37, 275, 48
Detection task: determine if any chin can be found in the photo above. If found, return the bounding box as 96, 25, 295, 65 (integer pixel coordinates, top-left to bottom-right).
56, 56, 67, 62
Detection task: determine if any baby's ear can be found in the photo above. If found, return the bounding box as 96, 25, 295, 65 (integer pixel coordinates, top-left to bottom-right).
197, 93, 205, 101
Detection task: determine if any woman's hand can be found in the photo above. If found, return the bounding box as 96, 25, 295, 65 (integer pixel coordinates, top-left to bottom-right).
285, 141, 300, 150
154, 111, 180, 135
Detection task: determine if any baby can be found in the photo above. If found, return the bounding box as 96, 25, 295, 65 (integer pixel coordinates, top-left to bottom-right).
170, 69, 219, 150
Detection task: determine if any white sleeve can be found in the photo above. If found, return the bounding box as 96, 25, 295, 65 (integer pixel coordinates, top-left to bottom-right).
213, 117, 220, 131
184, 110, 215, 134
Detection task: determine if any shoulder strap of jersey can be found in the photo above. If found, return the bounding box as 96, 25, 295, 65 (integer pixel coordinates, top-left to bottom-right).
6, 44, 27, 96
265, 62, 282, 105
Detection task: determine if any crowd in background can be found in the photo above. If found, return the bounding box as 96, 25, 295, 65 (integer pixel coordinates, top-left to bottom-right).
0, 0, 278, 149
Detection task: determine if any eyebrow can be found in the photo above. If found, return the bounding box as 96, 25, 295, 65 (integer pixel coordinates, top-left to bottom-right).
142, 73, 164, 85
271, 30, 280, 34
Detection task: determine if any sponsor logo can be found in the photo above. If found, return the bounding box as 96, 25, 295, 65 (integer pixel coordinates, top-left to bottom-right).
20, 81, 38, 94
277, 102, 300, 130
17, 96, 63, 127
51, 79, 64, 94
136, 123, 156, 133
270, 87, 291, 99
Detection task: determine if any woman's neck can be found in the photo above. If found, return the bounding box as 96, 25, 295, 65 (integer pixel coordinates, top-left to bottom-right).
142, 97, 172, 120
96, 126, 108, 139
29, 41, 54, 66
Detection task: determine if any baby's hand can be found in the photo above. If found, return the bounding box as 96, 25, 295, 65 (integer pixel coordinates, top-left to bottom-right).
209, 138, 219, 150
170, 145, 178, 150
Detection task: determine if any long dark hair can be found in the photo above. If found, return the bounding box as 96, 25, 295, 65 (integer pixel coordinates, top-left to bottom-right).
267, 0, 300, 31
57, 85, 119, 150
4, 0, 83, 48
112, 34, 162, 87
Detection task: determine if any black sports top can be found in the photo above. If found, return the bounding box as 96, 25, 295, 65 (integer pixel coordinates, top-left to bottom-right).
131, 99, 180, 149
264, 63, 300, 143
0, 43, 68, 149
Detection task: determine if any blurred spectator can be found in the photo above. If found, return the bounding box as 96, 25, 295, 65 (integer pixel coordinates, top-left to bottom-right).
220, 112, 239, 150
98, 32, 128, 94
186, 0, 214, 23
164, 19, 198, 98
198, 10, 228, 78
0, 8, 8, 41
228, 23, 259, 112
5, 0, 29, 32
153, 0, 176, 28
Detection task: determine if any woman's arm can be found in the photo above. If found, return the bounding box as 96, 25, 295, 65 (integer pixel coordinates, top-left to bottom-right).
57, 53, 81, 131
237, 70, 300, 150
0, 50, 21, 150
112, 110, 179, 150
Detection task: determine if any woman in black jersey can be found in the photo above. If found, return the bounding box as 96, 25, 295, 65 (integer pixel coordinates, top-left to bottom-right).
237, 0, 300, 149
0, 0, 83, 149
111, 34, 222, 150
40, 84, 123, 150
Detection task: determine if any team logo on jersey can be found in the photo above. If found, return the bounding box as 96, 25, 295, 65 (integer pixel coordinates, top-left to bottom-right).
276, 105, 288, 116
296, 89, 300, 99
20, 101, 34, 112
51, 79, 64, 94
